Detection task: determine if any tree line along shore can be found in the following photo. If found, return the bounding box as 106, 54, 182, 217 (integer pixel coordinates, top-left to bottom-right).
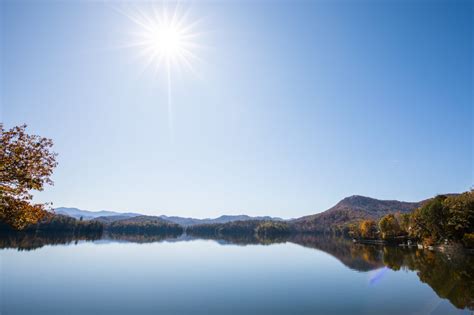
1, 190, 473, 251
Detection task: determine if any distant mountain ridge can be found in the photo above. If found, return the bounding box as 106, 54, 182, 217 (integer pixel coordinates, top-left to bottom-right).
55, 207, 283, 226
55, 207, 140, 220
159, 215, 283, 226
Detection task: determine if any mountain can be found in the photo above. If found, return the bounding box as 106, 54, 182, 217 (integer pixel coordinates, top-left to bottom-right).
159, 214, 283, 226
290, 195, 423, 232
54, 207, 140, 220
55, 207, 282, 226
57, 194, 427, 232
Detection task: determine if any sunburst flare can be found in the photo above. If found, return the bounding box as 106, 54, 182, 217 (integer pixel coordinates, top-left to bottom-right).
118, 3, 204, 140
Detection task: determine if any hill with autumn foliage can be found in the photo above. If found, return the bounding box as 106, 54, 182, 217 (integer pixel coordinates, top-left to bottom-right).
290, 195, 423, 233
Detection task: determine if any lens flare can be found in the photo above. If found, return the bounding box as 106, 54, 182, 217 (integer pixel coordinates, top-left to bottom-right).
368, 267, 389, 285
118, 3, 204, 140
121, 4, 202, 72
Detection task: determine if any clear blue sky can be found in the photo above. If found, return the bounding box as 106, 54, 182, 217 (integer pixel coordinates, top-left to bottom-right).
1, 0, 472, 218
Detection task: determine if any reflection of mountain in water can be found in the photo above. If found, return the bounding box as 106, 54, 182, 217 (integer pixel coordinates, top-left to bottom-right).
186, 233, 288, 246
288, 234, 384, 272
0, 232, 472, 310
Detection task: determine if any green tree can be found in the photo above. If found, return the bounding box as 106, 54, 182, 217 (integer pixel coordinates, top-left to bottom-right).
444, 190, 474, 240
255, 221, 290, 237
411, 195, 450, 243
0, 124, 58, 230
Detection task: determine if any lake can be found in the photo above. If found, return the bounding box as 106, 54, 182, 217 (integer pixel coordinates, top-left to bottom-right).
0, 234, 472, 315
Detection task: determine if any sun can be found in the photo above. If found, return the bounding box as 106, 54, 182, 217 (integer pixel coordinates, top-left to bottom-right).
151, 26, 182, 57
139, 14, 190, 67
121, 4, 201, 73
117, 3, 204, 140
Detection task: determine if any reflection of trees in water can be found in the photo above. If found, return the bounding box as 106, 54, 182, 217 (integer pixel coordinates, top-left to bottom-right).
293, 236, 474, 310
290, 236, 473, 310
0, 231, 102, 251
383, 247, 474, 310
0, 231, 472, 310
0, 231, 185, 249
104, 232, 182, 243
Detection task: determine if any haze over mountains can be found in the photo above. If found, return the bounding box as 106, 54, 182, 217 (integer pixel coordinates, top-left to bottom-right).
55, 208, 140, 221
55, 194, 432, 229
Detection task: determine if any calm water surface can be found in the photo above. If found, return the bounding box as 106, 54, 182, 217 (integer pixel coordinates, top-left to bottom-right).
0, 234, 472, 315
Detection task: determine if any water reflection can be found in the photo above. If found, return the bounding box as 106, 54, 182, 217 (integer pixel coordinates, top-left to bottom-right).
380, 246, 474, 310
0, 231, 102, 251
0, 231, 472, 310
288, 234, 384, 271
103, 231, 183, 243
287, 235, 473, 310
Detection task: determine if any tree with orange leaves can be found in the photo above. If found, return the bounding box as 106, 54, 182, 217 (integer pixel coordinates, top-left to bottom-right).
359, 219, 378, 239
0, 124, 58, 230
